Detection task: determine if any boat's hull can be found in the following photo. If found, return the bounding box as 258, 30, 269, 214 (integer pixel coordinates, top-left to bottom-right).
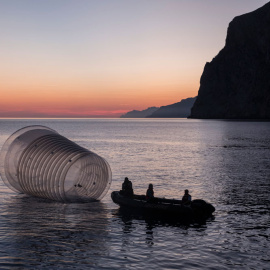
111, 191, 215, 220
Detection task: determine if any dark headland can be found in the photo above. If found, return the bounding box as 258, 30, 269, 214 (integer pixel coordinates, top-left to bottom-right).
120, 97, 196, 118
190, 2, 270, 119
148, 97, 196, 118
120, 107, 159, 118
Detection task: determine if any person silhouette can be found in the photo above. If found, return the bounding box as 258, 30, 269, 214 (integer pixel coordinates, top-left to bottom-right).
182, 189, 192, 205
121, 177, 134, 197
146, 183, 154, 202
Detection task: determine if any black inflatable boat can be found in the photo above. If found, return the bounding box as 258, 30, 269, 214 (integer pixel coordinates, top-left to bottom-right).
111, 191, 215, 220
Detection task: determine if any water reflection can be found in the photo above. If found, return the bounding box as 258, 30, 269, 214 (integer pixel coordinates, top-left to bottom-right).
1, 119, 269, 269
110, 206, 215, 267
113, 208, 212, 241
1, 195, 109, 269
216, 122, 270, 207
145, 223, 154, 246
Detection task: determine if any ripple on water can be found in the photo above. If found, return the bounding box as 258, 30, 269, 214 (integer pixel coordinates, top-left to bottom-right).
0, 119, 269, 269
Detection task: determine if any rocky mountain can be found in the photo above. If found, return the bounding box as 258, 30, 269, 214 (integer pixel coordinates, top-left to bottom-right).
190, 2, 270, 119
148, 97, 196, 118
120, 107, 159, 118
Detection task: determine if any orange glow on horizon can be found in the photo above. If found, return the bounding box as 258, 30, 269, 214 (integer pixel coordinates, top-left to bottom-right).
0, 73, 199, 117
1, 0, 267, 118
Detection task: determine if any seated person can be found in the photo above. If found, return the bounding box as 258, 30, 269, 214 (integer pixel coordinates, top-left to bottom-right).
121, 177, 134, 197
146, 183, 154, 202
182, 189, 192, 205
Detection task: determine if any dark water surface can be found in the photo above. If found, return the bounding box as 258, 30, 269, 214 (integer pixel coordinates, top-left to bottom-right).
0, 119, 269, 269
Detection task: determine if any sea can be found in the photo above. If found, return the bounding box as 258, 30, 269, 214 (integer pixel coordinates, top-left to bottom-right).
0, 119, 269, 270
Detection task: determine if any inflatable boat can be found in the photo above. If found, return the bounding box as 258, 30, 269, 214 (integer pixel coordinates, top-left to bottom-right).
111, 191, 215, 220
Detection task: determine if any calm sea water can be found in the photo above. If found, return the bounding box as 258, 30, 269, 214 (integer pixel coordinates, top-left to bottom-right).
0, 119, 269, 269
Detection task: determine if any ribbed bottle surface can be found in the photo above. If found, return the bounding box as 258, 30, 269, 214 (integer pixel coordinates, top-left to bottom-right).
0, 126, 112, 202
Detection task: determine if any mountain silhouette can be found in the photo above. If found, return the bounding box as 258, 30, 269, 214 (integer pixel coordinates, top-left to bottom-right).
190, 2, 270, 119
120, 107, 159, 118
148, 97, 196, 118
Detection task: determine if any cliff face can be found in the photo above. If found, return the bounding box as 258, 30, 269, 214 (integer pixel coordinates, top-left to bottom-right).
148, 97, 196, 118
190, 2, 270, 119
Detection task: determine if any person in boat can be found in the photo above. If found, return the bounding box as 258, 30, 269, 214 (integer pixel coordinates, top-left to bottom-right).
121, 177, 134, 197
146, 183, 154, 202
182, 189, 192, 205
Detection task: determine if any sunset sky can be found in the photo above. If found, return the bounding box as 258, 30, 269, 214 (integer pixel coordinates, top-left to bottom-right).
0, 0, 268, 118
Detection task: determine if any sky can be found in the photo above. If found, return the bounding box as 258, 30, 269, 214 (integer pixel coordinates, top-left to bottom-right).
0, 0, 269, 118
